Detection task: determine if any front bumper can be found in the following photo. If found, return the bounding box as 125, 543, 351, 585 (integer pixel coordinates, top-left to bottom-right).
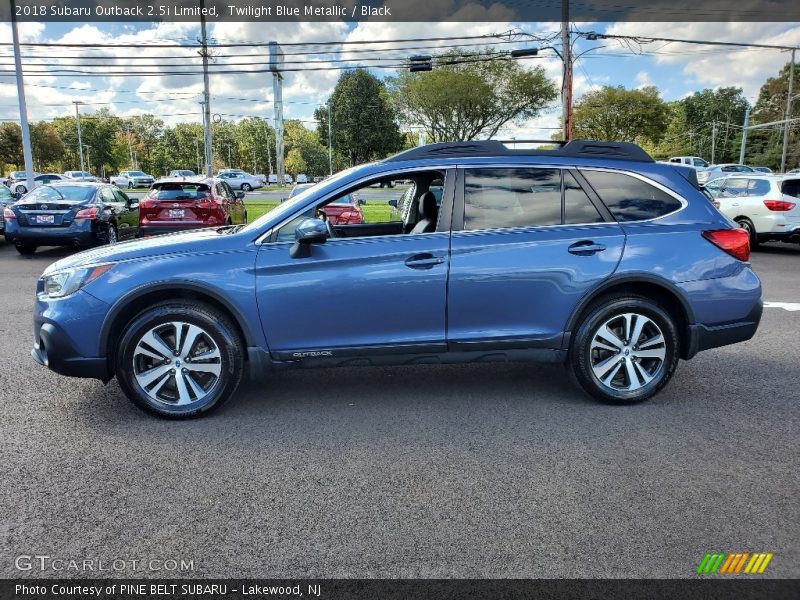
32, 322, 110, 380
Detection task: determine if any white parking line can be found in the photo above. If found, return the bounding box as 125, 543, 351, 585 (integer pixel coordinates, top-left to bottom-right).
764, 301, 800, 312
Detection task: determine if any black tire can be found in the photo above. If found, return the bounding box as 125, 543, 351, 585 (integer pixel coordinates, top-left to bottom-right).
15, 185, 26, 194
241, 183, 252, 192
105, 223, 118, 245
116, 301, 245, 419
15, 243, 36, 255
735, 217, 759, 248
570, 295, 679, 405
127, 182, 134, 189
243, 211, 248, 224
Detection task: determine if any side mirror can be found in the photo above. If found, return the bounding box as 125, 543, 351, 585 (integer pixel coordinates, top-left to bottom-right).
235, 191, 245, 199
290, 218, 329, 258
129, 202, 139, 210
388, 199, 398, 208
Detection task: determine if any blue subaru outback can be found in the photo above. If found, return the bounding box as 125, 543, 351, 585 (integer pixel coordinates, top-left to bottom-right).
31, 140, 762, 418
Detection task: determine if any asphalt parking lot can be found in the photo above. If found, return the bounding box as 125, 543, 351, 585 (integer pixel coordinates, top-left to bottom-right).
0, 239, 797, 579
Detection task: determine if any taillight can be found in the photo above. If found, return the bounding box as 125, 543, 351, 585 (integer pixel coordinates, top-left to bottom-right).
138, 198, 156, 209
75, 207, 98, 219
3, 208, 16, 219
763, 199, 796, 211
702, 228, 750, 262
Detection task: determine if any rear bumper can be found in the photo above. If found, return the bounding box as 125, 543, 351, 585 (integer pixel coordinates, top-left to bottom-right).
686, 300, 762, 359
32, 322, 111, 380
4, 223, 96, 246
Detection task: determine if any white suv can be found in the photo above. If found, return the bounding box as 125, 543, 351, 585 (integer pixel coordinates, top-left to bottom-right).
705, 175, 800, 246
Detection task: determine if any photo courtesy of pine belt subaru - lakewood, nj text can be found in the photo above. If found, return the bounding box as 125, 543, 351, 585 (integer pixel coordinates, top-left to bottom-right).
30, 140, 763, 418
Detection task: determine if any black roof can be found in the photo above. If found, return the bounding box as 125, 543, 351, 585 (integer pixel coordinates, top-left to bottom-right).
385, 139, 654, 163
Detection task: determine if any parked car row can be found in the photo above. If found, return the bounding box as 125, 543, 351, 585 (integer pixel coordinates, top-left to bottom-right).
2, 175, 248, 254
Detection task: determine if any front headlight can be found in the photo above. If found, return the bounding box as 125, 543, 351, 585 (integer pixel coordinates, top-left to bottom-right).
41, 264, 113, 299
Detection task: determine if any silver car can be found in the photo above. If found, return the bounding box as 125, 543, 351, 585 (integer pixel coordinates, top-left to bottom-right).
697, 164, 755, 185
217, 170, 263, 192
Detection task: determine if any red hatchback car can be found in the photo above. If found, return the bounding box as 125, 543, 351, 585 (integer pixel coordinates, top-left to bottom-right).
320, 193, 364, 225
138, 178, 247, 235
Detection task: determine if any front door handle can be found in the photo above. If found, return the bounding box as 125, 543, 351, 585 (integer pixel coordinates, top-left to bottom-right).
568, 241, 606, 256
405, 253, 445, 269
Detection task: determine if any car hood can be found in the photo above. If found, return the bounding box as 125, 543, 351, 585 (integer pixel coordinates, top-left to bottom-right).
43, 227, 237, 274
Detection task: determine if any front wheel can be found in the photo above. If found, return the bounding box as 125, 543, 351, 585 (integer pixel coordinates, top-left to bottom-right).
15, 185, 27, 194
570, 295, 679, 405
116, 302, 245, 418
105, 223, 118, 245
127, 182, 134, 189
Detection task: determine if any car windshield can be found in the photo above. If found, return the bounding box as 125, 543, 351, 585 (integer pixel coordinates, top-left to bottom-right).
25, 185, 95, 203
149, 183, 210, 200
128, 171, 145, 176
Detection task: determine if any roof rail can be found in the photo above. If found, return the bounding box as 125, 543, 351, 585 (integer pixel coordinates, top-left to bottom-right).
384, 139, 654, 163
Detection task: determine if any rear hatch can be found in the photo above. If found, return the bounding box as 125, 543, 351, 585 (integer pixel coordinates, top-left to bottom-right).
9, 185, 95, 227
140, 182, 215, 225
779, 178, 800, 226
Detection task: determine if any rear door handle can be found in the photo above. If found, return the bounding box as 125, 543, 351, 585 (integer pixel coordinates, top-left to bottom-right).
568, 241, 606, 255
405, 253, 445, 269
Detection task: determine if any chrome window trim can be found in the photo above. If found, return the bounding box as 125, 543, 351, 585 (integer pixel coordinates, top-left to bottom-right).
256, 164, 452, 244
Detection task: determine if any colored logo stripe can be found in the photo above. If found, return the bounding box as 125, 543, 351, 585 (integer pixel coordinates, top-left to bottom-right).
697, 552, 773, 574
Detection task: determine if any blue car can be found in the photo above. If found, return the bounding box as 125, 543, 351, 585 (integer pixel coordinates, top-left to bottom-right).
31, 140, 762, 418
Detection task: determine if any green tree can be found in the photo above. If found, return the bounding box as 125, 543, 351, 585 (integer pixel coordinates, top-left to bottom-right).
682, 87, 749, 164
388, 50, 557, 142
315, 69, 403, 165
125, 114, 164, 173
748, 62, 800, 170
285, 120, 329, 176
235, 117, 274, 175
284, 147, 307, 177
572, 85, 669, 146
30, 121, 64, 171
0, 122, 23, 169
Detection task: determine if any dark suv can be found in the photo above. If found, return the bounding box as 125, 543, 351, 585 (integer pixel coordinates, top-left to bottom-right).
31, 140, 761, 418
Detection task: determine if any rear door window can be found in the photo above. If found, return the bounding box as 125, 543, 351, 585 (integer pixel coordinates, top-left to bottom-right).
781, 179, 800, 199
464, 168, 561, 230
580, 170, 683, 222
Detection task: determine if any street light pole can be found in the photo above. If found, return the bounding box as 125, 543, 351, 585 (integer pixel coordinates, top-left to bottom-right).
73, 101, 85, 172
199, 0, 213, 177
11, 0, 34, 188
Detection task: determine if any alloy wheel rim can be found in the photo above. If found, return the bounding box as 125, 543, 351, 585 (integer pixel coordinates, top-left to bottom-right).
132, 321, 222, 407
108, 227, 117, 244
589, 312, 666, 392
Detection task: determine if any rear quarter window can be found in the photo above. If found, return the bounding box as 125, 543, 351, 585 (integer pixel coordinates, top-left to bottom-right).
781, 179, 800, 199
581, 170, 683, 222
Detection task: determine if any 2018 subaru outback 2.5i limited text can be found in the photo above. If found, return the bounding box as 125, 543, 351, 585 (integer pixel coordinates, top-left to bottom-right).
31, 140, 762, 418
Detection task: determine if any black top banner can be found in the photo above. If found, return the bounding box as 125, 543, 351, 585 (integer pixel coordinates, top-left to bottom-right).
1, 0, 800, 22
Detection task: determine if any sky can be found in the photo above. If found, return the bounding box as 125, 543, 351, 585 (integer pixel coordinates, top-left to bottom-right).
0, 20, 798, 140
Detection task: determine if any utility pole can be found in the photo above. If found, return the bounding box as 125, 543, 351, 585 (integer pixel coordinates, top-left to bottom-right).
711, 122, 718, 165
73, 101, 85, 172
781, 48, 795, 173
561, 0, 573, 141
199, 0, 213, 177
263, 119, 273, 176
195, 138, 200, 173
269, 42, 285, 185
84, 145, 91, 173
326, 101, 333, 175
739, 105, 751, 165
11, 0, 34, 189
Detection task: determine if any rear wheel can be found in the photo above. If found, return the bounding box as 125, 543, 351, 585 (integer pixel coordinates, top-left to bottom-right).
570, 295, 679, 405
736, 217, 758, 248
116, 302, 245, 418
241, 183, 252, 192
15, 243, 36, 255
127, 182, 134, 189
15, 185, 26, 194
105, 223, 118, 245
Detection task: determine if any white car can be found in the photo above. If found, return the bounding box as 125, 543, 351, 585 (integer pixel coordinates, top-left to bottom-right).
168, 169, 196, 178
667, 156, 709, 169
63, 170, 99, 182
217, 170, 263, 191
705, 174, 800, 246
284, 174, 293, 185
11, 173, 66, 195
296, 173, 308, 184
111, 170, 155, 188
268, 174, 278, 185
